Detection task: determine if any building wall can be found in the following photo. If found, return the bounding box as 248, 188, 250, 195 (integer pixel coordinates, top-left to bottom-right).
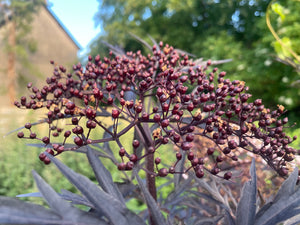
0, 6, 80, 107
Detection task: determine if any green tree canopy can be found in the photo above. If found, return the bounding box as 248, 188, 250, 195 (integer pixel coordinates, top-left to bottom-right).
91, 0, 300, 122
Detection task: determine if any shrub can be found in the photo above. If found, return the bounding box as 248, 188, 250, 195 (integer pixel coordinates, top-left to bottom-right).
1, 39, 299, 224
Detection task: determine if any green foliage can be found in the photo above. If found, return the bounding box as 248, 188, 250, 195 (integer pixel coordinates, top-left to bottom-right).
265, 0, 300, 122
287, 127, 300, 149
0, 134, 93, 198
273, 36, 293, 59
272, 2, 286, 21
0, 111, 93, 198
0, 138, 38, 197
269, 0, 300, 59
93, 0, 270, 52
91, 0, 300, 123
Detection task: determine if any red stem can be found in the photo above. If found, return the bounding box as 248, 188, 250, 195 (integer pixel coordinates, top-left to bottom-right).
137, 123, 157, 225
146, 149, 157, 201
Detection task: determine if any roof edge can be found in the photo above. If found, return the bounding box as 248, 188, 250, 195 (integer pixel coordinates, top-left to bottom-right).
45, 5, 82, 50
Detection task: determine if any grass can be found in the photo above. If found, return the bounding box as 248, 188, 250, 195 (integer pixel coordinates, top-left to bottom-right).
0, 107, 93, 198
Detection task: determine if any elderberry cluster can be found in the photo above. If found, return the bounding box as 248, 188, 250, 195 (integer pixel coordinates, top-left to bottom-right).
15, 42, 298, 179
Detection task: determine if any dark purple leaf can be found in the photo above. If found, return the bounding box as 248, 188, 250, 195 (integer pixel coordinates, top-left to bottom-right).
86, 146, 125, 205
0, 196, 106, 225
32, 170, 105, 224
236, 158, 257, 225
135, 171, 167, 225
255, 167, 300, 225
46, 153, 145, 225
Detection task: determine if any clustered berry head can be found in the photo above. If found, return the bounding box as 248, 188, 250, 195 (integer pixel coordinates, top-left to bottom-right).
15, 41, 298, 180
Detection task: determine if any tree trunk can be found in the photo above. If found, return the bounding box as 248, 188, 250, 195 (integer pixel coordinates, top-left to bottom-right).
7, 20, 17, 104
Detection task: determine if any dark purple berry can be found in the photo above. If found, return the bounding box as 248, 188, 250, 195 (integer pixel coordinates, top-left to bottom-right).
153, 114, 161, 122
216, 155, 223, 162
119, 147, 126, 157
118, 163, 126, 170
153, 106, 159, 113
135, 105, 143, 113
162, 137, 169, 144
155, 157, 161, 164
191, 158, 199, 166
187, 103, 194, 111
129, 154, 138, 162
25, 123, 32, 129
279, 167, 288, 176
44, 157, 51, 165
196, 169, 204, 178
74, 137, 83, 146
42, 136, 50, 144
176, 152, 182, 160
148, 146, 155, 153
17, 132, 24, 138
224, 172, 232, 180
66, 101, 75, 110
182, 142, 192, 151
223, 147, 231, 154
187, 151, 194, 160
186, 134, 194, 142
173, 133, 180, 143
211, 167, 220, 175
169, 167, 175, 174
228, 140, 237, 149
64, 130, 71, 138
71, 117, 79, 125
85, 108, 96, 119
161, 119, 169, 128
158, 168, 168, 177
207, 147, 214, 155
162, 103, 169, 112
57, 145, 64, 154
112, 109, 120, 119
132, 140, 140, 148
45, 148, 54, 155
39, 152, 46, 161
141, 112, 149, 121
125, 161, 134, 170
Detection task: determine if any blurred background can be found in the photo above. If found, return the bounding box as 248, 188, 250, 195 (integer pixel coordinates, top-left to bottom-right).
0, 0, 299, 198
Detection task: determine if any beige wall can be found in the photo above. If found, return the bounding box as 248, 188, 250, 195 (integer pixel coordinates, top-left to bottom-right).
0, 6, 80, 106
